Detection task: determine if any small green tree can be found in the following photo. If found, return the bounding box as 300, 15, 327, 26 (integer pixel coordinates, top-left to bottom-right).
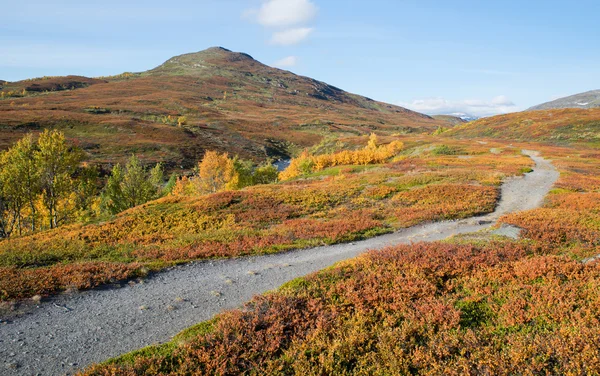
101, 164, 127, 215
232, 157, 254, 189
121, 155, 149, 208
163, 173, 178, 195
0, 135, 39, 233
35, 129, 83, 229
253, 164, 279, 185
101, 155, 164, 215
73, 164, 101, 222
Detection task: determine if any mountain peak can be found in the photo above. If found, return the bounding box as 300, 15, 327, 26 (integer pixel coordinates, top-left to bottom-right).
194, 46, 255, 60
148, 47, 258, 75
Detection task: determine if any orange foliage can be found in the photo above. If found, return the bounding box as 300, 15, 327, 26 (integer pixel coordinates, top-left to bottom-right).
172, 151, 237, 195
279, 139, 404, 180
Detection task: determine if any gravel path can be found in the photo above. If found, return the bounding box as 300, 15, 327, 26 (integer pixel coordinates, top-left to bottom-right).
0, 150, 558, 376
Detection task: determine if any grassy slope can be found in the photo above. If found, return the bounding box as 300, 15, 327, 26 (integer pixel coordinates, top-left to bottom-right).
0, 48, 447, 171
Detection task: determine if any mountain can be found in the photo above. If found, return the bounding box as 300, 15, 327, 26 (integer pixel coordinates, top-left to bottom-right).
528, 90, 600, 111
0, 47, 445, 171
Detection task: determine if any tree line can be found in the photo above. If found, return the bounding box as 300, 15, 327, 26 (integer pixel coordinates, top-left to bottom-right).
0, 130, 279, 239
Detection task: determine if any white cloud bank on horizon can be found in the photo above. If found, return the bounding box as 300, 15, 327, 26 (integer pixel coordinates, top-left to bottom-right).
244, 0, 317, 45
273, 55, 298, 68
399, 95, 519, 117
270, 28, 313, 45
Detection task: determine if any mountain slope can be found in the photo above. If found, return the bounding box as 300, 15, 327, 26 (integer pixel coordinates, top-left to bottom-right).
528, 90, 600, 111
445, 107, 600, 145
0, 47, 444, 171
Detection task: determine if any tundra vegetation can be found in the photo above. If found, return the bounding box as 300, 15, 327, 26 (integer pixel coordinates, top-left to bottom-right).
76, 107, 600, 375
0, 131, 534, 301
80, 141, 600, 376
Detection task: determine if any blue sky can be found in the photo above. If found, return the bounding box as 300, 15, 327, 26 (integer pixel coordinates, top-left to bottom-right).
2, 0, 599, 117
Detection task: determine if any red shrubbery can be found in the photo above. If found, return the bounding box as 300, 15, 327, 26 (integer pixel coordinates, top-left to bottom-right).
83, 241, 600, 375
0, 262, 142, 300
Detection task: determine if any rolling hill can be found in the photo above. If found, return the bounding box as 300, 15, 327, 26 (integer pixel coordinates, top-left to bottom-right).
445, 107, 600, 146
528, 89, 600, 111
0, 47, 446, 172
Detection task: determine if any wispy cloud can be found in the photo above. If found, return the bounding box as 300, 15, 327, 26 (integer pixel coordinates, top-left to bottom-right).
245, 0, 317, 28
244, 0, 317, 46
274, 56, 298, 68
270, 28, 313, 45
399, 96, 519, 118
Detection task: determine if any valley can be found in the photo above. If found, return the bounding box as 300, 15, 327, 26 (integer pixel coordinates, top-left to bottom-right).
1, 43, 599, 375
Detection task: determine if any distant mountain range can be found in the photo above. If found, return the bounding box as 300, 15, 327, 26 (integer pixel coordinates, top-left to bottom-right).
528, 90, 600, 111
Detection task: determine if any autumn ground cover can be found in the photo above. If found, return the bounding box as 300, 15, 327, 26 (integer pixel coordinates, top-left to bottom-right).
0, 138, 532, 301
83, 241, 600, 375
79, 137, 600, 375
446, 107, 600, 147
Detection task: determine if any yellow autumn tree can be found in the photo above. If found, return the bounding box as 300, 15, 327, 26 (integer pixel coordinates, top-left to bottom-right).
278, 150, 313, 181
171, 176, 200, 196
367, 133, 379, 150
199, 151, 238, 193
173, 151, 239, 195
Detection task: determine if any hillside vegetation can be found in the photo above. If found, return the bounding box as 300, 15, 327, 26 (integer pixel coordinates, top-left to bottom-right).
0, 137, 532, 301
4, 48, 600, 376
446, 107, 600, 146
0, 47, 448, 171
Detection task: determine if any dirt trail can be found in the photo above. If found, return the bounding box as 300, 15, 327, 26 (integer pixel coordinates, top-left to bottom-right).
0, 150, 559, 375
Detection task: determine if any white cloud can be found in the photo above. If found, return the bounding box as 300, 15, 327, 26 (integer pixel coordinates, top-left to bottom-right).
399, 96, 519, 118
491, 95, 514, 106
244, 0, 317, 46
246, 0, 318, 28
270, 27, 313, 45
274, 56, 298, 68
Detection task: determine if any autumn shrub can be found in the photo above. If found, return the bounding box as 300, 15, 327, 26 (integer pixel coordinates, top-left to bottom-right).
0, 262, 142, 301
279, 135, 404, 180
